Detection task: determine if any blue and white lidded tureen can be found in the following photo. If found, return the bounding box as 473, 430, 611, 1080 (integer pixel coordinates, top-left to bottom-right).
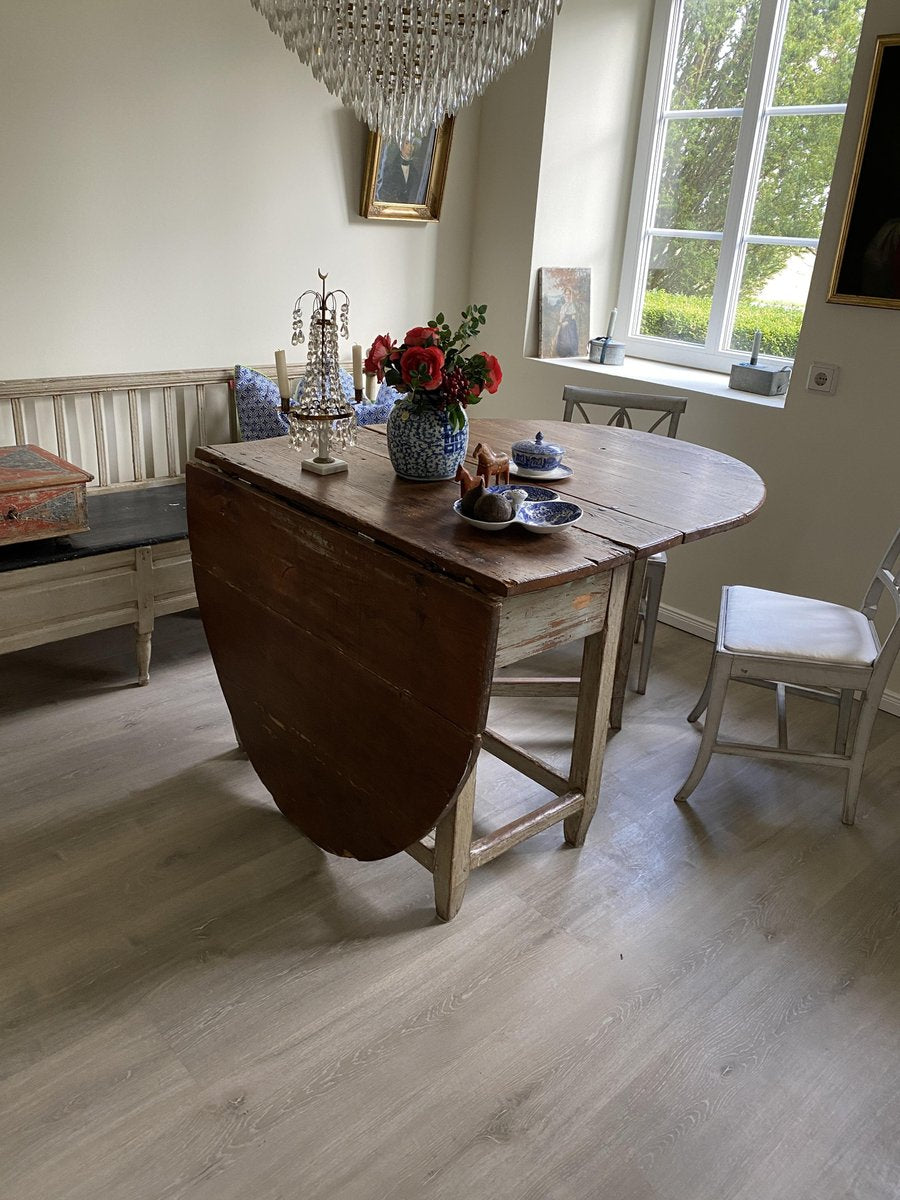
510, 430, 565, 472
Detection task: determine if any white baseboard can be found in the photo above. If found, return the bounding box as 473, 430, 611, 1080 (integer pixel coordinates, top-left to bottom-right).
658, 603, 900, 719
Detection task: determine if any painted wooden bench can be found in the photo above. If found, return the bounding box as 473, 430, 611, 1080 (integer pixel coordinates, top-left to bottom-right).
0, 364, 299, 684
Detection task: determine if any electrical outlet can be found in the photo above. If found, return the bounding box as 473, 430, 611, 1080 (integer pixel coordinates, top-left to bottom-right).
807, 362, 839, 393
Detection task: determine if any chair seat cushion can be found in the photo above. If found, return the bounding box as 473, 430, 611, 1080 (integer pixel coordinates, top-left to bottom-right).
722, 585, 878, 667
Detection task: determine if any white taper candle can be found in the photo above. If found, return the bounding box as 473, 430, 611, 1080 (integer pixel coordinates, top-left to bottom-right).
274, 349, 290, 400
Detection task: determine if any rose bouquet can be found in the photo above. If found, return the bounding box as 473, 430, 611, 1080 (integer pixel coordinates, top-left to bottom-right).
364, 304, 502, 433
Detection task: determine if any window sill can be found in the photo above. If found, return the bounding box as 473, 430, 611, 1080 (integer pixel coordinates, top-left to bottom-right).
527, 355, 788, 409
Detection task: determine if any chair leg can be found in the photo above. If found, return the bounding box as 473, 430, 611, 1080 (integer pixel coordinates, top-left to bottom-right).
687, 649, 717, 723
776, 683, 788, 749
835, 688, 854, 756
841, 695, 879, 826
636, 558, 664, 695
675, 654, 732, 802
136, 629, 152, 686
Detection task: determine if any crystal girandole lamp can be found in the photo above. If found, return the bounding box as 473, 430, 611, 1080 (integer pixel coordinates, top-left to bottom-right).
287, 269, 356, 476
250, 1, 563, 145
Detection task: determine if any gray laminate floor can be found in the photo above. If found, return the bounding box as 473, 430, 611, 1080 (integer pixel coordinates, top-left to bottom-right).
2, 614, 898, 1200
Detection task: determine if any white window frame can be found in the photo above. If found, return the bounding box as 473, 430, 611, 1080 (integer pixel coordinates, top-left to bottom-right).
619, 0, 850, 374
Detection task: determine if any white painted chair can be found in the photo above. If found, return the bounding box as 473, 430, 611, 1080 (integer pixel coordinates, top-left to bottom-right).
675, 525, 900, 824
562, 386, 688, 694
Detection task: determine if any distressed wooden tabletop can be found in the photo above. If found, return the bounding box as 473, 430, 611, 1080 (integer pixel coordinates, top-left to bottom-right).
193, 420, 765, 596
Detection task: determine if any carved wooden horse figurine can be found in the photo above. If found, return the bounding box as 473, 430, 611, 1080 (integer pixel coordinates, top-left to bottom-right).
472, 442, 510, 487
454, 463, 482, 501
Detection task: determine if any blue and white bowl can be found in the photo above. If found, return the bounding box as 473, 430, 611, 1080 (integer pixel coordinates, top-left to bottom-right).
516, 499, 583, 533
452, 498, 518, 531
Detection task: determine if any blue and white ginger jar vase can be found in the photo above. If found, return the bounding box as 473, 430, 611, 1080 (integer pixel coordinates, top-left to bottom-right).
386, 396, 468, 481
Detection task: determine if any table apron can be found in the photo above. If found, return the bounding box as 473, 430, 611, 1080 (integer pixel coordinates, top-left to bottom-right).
494, 573, 613, 668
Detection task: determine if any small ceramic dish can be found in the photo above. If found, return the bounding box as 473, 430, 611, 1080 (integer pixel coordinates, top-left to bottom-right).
490, 482, 560, 502
453, 499, 518, 531
508, 461, 574, 482
516, 499, 583, 533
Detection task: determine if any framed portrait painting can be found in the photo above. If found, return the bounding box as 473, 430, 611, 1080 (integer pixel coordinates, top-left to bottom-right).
360, 118, 454, 221
538, 267, 592, 358
829, 34, 900, 308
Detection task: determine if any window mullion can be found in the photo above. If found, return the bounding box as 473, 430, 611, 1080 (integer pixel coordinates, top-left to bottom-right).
707, 0, 787, 352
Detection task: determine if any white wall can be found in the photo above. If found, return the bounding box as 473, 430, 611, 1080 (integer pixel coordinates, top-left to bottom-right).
524, 0, 654, 357
471, 0, 900, 703
470, 0, 654, 419
0, 0, 481, 378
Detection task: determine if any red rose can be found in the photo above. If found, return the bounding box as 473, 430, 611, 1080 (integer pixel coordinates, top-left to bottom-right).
477, 352, 502, 393
404, 325, 437, 348
400, 345, 445, 390
364, 333, 395, 381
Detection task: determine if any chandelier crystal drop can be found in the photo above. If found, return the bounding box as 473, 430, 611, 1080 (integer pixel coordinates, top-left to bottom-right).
250, 1, 563, 143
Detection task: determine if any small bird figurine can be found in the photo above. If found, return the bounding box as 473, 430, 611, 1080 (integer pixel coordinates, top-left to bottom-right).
504, 488, 529, 514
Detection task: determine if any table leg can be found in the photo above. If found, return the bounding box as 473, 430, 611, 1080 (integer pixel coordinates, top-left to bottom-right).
432, 766, 478, 921
564, 563, 629, 846
609, 557, 647, 730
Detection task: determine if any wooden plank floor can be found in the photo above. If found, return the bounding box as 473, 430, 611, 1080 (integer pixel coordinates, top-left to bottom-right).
2, 614, 899, 1200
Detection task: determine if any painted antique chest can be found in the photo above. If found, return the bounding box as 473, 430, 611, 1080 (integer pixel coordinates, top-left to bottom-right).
0, 444, 94, 545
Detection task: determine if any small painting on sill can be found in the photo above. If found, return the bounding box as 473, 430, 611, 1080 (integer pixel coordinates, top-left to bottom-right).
538, 268, 591, 358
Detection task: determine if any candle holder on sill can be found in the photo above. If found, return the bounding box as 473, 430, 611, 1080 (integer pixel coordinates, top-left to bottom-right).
728, 329, 791, 397
288, 269, 356, 475
588, 337, 625, 366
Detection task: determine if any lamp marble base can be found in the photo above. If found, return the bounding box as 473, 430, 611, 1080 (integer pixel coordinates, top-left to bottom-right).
301, 456, 348, 475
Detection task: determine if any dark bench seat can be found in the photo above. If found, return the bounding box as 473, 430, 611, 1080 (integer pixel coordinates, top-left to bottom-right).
0, 482, 195, 684
0, 483, 188, 572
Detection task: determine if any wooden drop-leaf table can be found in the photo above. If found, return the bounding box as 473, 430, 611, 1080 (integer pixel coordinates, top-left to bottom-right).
187, 419, 764, 919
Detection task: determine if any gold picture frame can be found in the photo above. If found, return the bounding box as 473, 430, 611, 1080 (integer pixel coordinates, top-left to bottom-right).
828, 34, 900, 309
360, 118, 454, 222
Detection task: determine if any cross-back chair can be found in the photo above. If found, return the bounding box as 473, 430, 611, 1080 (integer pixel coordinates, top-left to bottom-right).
675, 524, 900, 824
562, 386, 688, 697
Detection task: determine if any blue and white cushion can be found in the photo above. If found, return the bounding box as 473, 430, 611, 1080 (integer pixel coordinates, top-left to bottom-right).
234, 364, 399, 442
354, 381, 399, 426
234, 364, 290, 441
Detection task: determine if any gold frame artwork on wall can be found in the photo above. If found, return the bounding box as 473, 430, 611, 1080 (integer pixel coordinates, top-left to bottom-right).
360, 118, 454, 221
829, 34, 900, 309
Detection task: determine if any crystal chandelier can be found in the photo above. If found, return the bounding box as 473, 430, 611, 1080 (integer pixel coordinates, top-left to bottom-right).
288, 270, 357, 475
250, 1, 563, 144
